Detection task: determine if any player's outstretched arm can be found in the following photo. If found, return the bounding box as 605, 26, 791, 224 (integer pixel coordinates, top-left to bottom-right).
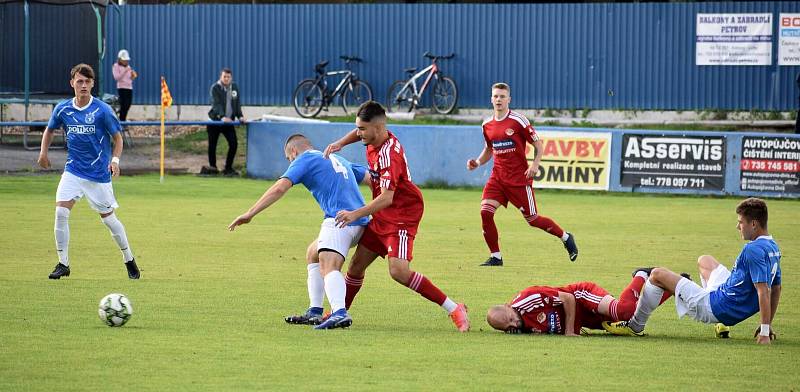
467, 147, 492, 170
109, 132, 124, 177
335, 188, 394, 227
557, 291, 580, 337
525, 139, 544, 179
37, 128, 56, 169
753, 282, 774, 344
324, 128, 360, 158
228, 178, 293, 231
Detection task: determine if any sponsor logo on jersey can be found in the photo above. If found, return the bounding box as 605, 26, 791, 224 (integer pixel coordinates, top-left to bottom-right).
492, 139, 516, 154
66, 125, 96, 135
505, 128, 515, 136
547, 311, 562, 334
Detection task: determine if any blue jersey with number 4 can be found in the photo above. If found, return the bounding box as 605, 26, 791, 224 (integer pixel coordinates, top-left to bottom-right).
281, 150, 368, 226
710, 236, 781, 326
47, 97, 122, 183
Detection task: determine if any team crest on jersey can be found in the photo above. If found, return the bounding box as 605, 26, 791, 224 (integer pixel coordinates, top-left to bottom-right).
85, 108, 99, 124
505, 128, 515, 136
536, 312, 546, 324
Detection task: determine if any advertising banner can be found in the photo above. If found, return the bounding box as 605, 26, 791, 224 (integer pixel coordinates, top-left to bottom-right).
620, 134, 726, 191
696, 13, 772, 65
779, 14, 800, 66
526, 131, 611, 190
740, 136, 800, 193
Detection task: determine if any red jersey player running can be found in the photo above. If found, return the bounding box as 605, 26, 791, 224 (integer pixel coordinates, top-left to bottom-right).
486, 268, 687, 335
324, 101, 470, 332
467, 82, 578, 266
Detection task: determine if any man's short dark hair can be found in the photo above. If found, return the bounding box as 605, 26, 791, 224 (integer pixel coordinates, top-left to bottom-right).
356, 101, 386, 123
492, 82, 510, 94
736, 197, 768, 228
284, 133, 309, 148
70, 63, 95, 80
221, 68, 232, 75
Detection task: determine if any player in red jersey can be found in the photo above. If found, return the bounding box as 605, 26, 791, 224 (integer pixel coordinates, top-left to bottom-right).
486, 268, 686, 335
324, 101, 470, 332
467, 83, 578, 266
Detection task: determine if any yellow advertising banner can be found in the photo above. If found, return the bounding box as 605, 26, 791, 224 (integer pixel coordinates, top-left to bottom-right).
525, 131, 611, 190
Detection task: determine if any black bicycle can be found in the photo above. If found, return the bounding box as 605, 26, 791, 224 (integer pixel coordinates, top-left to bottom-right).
292, 56, 373, 118
387, 52, 458, 114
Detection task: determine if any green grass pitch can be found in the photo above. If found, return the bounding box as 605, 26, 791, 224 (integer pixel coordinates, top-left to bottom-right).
1, 174, 798, 391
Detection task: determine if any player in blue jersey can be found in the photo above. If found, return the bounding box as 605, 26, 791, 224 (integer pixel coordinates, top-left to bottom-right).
603, 198, 782, 344
228, 134, 368, 329
37, 64, 139, 280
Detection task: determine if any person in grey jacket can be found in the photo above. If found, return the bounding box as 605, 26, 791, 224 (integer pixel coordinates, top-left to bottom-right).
205, 68, 245, 176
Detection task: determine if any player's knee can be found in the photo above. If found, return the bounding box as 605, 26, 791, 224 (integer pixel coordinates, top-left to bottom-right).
480, 204, 496, 221
697, 255, 717, 270
650, 267, 672, 283
388, 264, 411, 284
524, 214, 539, 225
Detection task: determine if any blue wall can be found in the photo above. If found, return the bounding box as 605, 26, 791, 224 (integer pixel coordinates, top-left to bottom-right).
105, 2, 800, 110
247, 121, 800, 199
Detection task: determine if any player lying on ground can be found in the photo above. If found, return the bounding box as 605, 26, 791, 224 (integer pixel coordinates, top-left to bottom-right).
603, 198, 782, 345
466, 82, 577, 266
486, 272, 683, 335
38, 63, 139, 280
324, 101, 470, 332
229, 134, 369, 329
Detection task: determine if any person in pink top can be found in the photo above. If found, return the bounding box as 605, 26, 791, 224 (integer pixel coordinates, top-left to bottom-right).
112, 49, 138, 122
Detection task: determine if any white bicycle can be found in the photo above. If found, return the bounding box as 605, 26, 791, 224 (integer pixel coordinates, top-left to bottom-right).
386, 52, 458, 114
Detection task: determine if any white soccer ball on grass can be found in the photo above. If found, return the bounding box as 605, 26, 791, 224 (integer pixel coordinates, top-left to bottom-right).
98, 293, 133, 327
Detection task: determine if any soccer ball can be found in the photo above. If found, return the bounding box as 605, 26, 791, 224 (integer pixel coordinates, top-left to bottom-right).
98, 293, 133, 327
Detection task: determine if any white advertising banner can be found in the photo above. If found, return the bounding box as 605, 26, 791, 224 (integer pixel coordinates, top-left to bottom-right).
779, 14, 800, 66
696, 13, 772, 65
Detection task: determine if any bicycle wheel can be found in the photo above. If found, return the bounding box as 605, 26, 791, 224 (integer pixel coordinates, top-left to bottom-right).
431, 76, 458, 114
341, 80, 373, 115
292, 79, 325, 118
386, 80, 415, 113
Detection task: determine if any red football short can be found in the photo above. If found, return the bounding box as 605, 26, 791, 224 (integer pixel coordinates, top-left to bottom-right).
358, 219, 418, 261
481, 177, 538, 217
560, 281, 610, 314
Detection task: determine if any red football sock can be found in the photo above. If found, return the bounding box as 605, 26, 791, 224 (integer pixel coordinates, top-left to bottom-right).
527, 214, 565, 238
406, 271, 447, 306
659, 291, 673, 305
612, 276, 647, 320
344, 273, 364, 310
480, 204, 500, 253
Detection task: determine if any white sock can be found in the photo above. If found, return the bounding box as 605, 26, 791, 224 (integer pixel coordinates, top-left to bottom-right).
307, 263, 324, 309
54, 207, 70, 266
101, 213, 134, 262
629, 280, 664, 332
490, 252, 502, 260
323, 270, 347, 312
441, 298, 458, 313
634, 271, 649, 280
561, 232, 570, 242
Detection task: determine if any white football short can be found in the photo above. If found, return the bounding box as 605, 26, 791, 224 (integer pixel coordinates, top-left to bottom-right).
56, 171, 119, 214
316, 218, 365, 259
674, 264, 730, 324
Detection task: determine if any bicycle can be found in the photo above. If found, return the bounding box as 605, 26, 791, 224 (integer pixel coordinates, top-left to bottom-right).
292, 56, 373, 118
386, 52, 458, 114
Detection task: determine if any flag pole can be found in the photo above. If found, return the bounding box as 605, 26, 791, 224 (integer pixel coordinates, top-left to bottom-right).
160, 105, 165, 183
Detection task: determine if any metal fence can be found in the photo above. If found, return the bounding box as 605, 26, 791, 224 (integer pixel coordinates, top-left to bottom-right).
103, 2, 800, 111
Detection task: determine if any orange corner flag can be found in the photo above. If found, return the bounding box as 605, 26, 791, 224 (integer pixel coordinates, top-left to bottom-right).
161, 77, 173, 108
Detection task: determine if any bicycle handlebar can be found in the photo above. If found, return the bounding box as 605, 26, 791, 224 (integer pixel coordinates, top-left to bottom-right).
423, 51, 456, 61
340, 55, 364, 63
